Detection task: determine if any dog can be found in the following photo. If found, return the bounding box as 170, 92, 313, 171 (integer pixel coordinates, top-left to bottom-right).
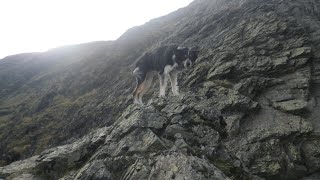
132, 45, 199, 104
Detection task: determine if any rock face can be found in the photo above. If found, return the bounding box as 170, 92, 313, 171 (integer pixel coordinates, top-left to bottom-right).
1, 0, 320, 179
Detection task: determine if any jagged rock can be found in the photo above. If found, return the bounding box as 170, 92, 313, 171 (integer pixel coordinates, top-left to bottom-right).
108, 105, 168, 139
301, 139, 320, 173
9, 173, 40, 180
207, 61, 236, 80
173, 133, 195, 154
224, 113, 244, 136
300, 172, 320, 180
105, 128, 167, 157
0, 156, 39, 179
286, 47, 312, 59
34, 127, 110, 179
74, 160, 112, 180
272, 99, 308, 114
148, 152, 230, 180
264, 89, 293, 102
121, 158, 151, 180
0, 127, 110, 179
225, 107, 312, 179
234, 76, 282, 98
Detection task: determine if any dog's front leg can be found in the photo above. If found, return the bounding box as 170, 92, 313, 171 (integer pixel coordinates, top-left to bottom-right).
169, 70, 179, 96
158, 73, 168, 97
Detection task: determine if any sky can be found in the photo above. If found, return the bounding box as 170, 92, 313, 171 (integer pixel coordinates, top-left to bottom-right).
0, 0, 193, 59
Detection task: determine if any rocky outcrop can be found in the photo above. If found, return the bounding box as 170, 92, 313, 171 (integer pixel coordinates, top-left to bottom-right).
0, 127, 109, 179
0, 95, 247, 179
1, 0, 320, 179
0, 89, 315, 179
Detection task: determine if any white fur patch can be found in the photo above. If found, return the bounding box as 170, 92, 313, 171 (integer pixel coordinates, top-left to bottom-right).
172, 54, 176, 60
159, 86, 166, 97
164, 65, 172, 74
184, 59, 192, 68
164, 63, 178, 74
159, 74, 168, 97
169, 71, 179, 96
173, 62, 178, 68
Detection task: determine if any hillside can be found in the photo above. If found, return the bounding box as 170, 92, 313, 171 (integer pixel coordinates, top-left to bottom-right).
1, 0, 320, 179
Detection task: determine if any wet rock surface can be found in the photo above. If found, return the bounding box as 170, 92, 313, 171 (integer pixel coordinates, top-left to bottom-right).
1, 0, 320, 179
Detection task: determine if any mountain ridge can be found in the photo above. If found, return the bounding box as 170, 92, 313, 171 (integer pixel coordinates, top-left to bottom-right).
1, 0, 320, 179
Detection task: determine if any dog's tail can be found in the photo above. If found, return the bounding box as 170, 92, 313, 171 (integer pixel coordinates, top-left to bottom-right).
133, 67, 145, 85
133, 67, 140, 76
133, 67, 144, 78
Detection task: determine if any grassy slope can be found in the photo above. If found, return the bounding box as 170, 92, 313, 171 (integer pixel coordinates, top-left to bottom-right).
0, 0, 197, 165
0, 0, 227, 165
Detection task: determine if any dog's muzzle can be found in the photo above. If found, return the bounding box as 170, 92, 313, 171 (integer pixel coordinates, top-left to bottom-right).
184, 59, 192, 68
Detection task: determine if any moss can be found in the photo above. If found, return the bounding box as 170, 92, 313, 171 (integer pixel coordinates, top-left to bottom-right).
21, 117, 34, 126
7, 138, 31, 158
0, 115, 12, 139
34, 135, 53, 155
171, 165, 179, 172
0, 160, 6, 166
12, 144, 31, 154
212, 158, 250, 180
52, 95, 72, 107
212, 80, 234, 89
0, 115, 10, 129
267, 162, 281, 174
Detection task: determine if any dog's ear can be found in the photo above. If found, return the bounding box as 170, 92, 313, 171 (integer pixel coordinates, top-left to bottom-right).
174, 47, 188, 55
188, 47, 200, 62
177, 46, 187, 50
189, 46, 200, 52
189, 46, 200, 57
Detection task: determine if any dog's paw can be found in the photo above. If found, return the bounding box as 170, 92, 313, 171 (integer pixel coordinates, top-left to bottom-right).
133, 100, 144, 105
172, 92, 180, 96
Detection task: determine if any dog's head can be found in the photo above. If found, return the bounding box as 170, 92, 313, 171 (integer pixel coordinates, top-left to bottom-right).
174, 46, 200, 68
173, 46, 189, 67
187, 47, 200, 67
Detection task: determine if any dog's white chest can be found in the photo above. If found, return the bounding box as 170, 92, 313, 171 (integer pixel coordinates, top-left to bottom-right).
164, 63, 178, 74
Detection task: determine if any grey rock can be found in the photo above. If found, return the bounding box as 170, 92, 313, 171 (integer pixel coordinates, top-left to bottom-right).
264, 89, 293, 102
0, 127, 110, 179
300, 172, 320, 180
272, 99, 308, 114
301, 139, 320, 173
11, 173, 41, 180
0, 156, 39, 179
121, 158, 151, 180
225, 107, 312, 178
224, 113, 244, 136
74, 160, 112, 180
109, 128, 166, 156
148, 152, 230, 180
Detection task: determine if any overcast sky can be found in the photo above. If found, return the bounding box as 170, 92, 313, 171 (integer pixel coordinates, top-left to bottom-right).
0, 0, 193, 59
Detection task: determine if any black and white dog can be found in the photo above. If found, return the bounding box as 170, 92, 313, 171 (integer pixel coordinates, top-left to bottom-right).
132, 45, 199, 104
